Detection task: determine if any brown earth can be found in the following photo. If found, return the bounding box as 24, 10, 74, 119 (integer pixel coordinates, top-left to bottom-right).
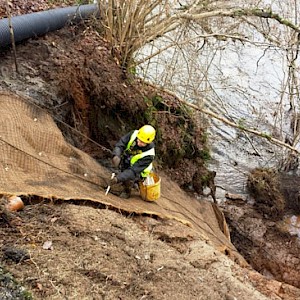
1, 2, 300, 300
0, 202, 275, 300
0, 0, 76, 17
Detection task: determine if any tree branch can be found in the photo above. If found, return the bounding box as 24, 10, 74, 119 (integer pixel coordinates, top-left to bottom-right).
181, 8, 300, 33
145, 81, 300, 154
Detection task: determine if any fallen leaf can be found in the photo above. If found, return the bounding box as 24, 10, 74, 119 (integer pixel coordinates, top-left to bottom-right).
42, 240, 53, 250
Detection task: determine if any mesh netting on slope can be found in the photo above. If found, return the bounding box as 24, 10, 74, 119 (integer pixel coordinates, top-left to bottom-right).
0, 91, 243, 263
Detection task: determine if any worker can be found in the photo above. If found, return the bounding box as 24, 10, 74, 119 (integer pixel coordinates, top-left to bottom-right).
108, 125, 156, 199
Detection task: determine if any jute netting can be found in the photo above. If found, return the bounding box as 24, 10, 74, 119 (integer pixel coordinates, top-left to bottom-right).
0, 91, 242, 262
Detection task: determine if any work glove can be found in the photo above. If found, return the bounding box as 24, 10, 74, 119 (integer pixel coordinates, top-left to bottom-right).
112, 156, 121, 168
109, 176, 118, 186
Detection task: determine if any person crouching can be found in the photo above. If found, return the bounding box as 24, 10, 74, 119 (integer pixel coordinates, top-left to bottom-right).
108, 125, 156, 199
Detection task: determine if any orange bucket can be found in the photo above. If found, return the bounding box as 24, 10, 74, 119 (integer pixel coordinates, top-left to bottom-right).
139, 173, 161, 202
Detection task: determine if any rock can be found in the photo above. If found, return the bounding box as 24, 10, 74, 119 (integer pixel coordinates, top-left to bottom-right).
225, 192, 246, 201
2, 246, 30, 263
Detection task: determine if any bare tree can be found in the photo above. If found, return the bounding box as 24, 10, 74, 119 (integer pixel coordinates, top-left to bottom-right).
97, 1, 299, 66
98, 0, 300, 169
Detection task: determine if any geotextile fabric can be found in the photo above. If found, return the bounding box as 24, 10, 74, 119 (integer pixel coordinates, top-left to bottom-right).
0, 92, 242, 262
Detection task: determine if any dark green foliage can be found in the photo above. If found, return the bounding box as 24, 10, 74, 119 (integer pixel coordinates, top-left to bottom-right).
141, 93, 210, 169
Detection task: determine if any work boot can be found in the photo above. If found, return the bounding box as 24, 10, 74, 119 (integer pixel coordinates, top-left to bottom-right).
133, 182, 139, 190
119, 191, 130, 199
119, 180, 133, 199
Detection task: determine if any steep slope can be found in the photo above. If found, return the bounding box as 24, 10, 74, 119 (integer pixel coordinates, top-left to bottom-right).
0, 3, 300, 300
0, 201, 283, 300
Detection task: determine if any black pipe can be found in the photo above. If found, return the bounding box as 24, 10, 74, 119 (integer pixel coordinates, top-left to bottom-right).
0, 4, 99, 48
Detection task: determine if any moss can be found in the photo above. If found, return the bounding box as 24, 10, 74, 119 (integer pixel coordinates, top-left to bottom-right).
151, 95, 163, 107
128, 66, 137, 76
201, 132, 209, 143
0, 266, 33, 300
237, 117, 246, 130
247, 168, 285, 220
200, 174, 210, 185
199, 149, 211, 161
233, 9, 245, 17
22, 291, 33, 300
261, 132, 272, 140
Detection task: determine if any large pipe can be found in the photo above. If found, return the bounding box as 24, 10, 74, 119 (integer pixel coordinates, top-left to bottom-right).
0, 4, 99, 48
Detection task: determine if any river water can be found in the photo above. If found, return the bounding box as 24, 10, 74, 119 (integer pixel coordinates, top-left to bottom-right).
137, 37, 296, 201
135, 0, 300, 248
203, 42, 292, 200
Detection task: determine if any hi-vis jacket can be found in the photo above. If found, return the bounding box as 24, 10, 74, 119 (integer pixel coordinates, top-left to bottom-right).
112, 130, 155, 182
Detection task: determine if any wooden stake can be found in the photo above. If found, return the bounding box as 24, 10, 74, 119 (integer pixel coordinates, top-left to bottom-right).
105, 173, 115, 195
6, 0, 19, 73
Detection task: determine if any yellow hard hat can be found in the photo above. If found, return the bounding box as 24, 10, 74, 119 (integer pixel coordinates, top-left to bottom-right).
137, 125, 156, 143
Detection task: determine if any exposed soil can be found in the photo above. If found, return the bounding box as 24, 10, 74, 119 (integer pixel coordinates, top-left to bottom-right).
0, 0, 76, 17
247, 168, 285, 220
224, 199, 300, 289
0, 201, 274, 300
1, 2, 300, 300
223, 168, 300, 289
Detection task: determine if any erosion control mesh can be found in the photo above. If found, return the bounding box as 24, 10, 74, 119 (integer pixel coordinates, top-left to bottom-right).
0, 92, 243, 262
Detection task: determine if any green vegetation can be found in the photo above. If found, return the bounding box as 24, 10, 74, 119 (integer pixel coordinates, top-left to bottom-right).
237, 117, 246, 130
142, 93, 209, 168
199, 149, 211, 161
0, 266, 33, 300
261, 132, 272, 140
